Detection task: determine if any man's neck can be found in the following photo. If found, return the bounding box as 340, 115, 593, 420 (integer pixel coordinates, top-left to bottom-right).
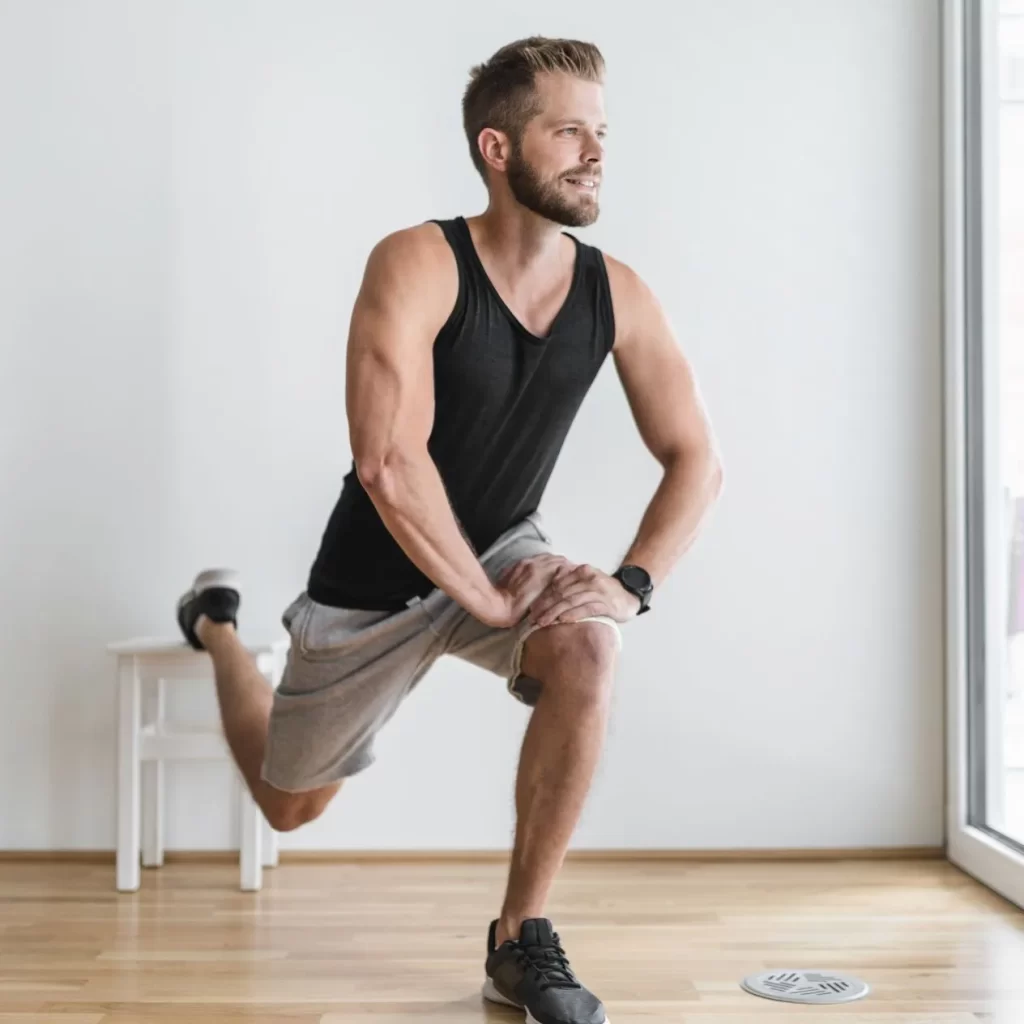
468, 205, 570, 282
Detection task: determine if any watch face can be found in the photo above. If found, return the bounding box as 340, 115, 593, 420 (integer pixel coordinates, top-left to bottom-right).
620, 565, 651, 591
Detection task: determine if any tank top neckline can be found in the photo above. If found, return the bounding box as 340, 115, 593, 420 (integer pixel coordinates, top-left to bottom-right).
454, 216, 584, 344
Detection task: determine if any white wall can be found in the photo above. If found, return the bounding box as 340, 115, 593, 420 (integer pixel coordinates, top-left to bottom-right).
0, 0, 943, 851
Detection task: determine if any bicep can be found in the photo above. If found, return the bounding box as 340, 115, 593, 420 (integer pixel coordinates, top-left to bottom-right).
346, 285, 435, 465
610, 267, 716, 467
345, 232, 454, 468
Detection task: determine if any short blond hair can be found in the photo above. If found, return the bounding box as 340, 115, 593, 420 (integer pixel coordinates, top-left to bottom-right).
462, 37, 605, 179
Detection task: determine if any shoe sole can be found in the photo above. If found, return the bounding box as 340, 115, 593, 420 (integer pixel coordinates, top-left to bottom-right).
177, 569, 241, 650
191, 568, 240, 594
481, 978, 610, 1024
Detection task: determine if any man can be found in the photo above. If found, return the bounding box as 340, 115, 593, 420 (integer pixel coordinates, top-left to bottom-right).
176, 36, 723, 1024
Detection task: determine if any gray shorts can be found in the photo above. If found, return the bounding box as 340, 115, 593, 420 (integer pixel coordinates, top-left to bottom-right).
261, 514, 623, 792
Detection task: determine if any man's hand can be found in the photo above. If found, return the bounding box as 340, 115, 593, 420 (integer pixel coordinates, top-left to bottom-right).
527, 564, 641, 627
478, 555, 578, 629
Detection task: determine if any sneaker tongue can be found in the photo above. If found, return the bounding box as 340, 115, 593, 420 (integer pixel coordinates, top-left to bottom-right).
518, 918, 555, 947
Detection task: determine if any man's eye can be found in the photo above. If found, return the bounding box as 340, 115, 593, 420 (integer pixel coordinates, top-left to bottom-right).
560, 127, 578, 136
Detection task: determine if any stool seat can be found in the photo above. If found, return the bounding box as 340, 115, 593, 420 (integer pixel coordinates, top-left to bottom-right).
108, 637, 285, 656
109, 636, 289, 893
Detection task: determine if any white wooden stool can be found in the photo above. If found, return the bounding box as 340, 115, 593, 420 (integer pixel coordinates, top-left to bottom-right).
109, 637, 289, 893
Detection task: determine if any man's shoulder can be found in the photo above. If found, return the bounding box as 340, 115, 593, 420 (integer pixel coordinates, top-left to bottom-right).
599, 250, 641, 292
367, 221, 455, 280
360, 222, 458, 318
598, 251, 655, 311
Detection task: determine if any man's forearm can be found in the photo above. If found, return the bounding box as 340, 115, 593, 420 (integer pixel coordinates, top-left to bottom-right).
360, 449, 501, 620
619, 451, 723, 587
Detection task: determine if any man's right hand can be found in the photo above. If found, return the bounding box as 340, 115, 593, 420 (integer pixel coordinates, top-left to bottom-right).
477, 554, 578, 629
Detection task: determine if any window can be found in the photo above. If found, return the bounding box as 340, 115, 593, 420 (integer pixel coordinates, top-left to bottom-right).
947, 0, 1024, 909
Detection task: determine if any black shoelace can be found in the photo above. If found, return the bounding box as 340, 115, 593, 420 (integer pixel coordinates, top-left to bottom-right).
518, 935, 581, 992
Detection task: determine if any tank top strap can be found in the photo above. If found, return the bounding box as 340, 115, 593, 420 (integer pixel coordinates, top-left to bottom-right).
563, 232, 617, 356
430, 217, 484, 289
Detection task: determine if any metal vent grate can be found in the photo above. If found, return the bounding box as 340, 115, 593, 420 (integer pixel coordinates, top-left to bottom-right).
741, 969, 870, 1005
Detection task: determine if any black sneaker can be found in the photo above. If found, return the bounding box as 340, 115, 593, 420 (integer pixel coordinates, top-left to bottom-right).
176, 569, 241, 650
483, 918, 608, 1024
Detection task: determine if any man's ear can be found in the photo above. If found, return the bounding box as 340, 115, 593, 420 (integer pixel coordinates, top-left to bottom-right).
477, 127, 512, 175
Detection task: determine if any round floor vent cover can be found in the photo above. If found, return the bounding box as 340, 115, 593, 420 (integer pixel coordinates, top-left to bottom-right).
740, 969, 870, 1004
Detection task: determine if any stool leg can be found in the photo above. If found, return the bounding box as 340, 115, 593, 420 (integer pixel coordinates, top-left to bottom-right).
116, 656, 141, 892
141, 678, 164, 868
239, 775, 262, 892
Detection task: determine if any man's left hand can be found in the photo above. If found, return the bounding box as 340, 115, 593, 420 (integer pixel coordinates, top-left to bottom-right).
527, 564, 641, 626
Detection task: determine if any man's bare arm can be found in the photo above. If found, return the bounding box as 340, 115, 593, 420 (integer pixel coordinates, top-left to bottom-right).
606, 255, 724, 588
523, 258, 724, 629
346, 225, 516, 627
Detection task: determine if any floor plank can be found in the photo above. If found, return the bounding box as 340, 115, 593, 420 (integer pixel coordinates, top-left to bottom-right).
0, 859, 1021, 1022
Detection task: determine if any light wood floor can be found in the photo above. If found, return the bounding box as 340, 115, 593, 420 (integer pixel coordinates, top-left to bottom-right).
1, 858, 1023, 1023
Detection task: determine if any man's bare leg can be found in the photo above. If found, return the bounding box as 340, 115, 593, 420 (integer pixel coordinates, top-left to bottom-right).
194, 618, 340, 830
495, 621, 618, 945
195, 618, 340, 831
176, 568, 340, 832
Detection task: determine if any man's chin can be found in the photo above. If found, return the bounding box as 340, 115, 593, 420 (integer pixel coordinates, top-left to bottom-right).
539, 202, 600, 229
510, 187, 601, 228
557, 205, 600, 229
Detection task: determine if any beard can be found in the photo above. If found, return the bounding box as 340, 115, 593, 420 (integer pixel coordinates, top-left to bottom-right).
506, 144, 600, 228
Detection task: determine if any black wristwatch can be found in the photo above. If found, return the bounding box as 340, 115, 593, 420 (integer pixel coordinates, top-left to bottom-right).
612, 564, 653, 615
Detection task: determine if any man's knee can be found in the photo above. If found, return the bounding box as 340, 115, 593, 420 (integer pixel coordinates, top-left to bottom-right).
262, 784, 338, 833
522, 620, 620, 698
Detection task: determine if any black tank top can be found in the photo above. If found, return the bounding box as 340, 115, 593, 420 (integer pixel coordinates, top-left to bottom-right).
306, 216, 616, 610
